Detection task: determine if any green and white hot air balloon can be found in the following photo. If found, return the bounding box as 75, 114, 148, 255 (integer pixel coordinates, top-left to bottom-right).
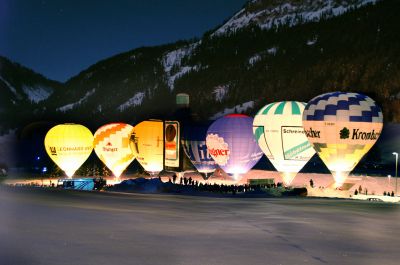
253, 101, 315, 185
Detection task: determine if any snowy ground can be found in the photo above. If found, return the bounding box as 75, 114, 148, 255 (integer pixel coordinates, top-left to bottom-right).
4, 169, 399, 201
0, 186, 399, 265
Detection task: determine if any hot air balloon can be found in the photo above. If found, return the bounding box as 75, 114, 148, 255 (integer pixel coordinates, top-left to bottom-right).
44, 124, 93, 178
93, 123, 135, 179
206, 114, 263, 180
253, 101, 316, 185
130, 120, 164, 175
302, 92, 383, 187
182, 122, 217, 180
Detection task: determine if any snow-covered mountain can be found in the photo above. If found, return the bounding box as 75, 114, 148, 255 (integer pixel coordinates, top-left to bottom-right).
1, 0, 399, 134
0, 56, 62, 133
213, 0, 380, 36
0, 57, 58, 104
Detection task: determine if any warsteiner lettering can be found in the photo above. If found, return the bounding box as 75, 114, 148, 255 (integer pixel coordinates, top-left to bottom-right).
209, 148, 229, 157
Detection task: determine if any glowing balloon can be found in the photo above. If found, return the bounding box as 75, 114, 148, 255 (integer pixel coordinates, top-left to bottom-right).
182, 123, 217, 179
44, 124, 93, 177
93, 123, 135, 178
206, 114, 263, 179
302, 92, 383, 187
253, 101, 316, 185
130, 120, 164, 175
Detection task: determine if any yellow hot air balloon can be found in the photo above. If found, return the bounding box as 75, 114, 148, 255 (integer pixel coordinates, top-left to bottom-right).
44, 124, 93, 177
302, 92, 383, 187
130, 120, 164, 175
93, 123, 135, 179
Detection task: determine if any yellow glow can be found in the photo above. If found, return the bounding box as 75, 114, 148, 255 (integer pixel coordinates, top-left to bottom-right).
94, 123, 135, 178
332, 171, 347, 188
65, 169, 75, 178
130, 120, 164, 175
281, 172, 297, 186
44, 124, 93, 177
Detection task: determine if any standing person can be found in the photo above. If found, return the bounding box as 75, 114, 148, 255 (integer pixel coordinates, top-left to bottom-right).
172, 174, 177, 184
309, 179, 314, 188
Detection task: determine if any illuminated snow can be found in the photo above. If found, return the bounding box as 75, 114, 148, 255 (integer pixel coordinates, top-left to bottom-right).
0, 76, 19, 97
57, 88, 95, 112
162, 42, 200, 90
213, 85, 229, 102
117, 92, 145, 111
213, 0, 379, 36
22, 85, 53, 103
248, 54, 262, 66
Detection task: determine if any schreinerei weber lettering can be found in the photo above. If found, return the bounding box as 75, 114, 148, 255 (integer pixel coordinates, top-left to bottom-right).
283, 128, 304, 134
304, 127, 320, 138
351, 129, 380, 140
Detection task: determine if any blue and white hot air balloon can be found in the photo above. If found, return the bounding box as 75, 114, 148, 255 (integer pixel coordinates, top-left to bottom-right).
182, 123, 217, 179
302, 92, 383, 187
206, 114, 263, 180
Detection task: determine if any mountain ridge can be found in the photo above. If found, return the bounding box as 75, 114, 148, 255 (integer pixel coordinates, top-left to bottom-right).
0, 0, 399, 134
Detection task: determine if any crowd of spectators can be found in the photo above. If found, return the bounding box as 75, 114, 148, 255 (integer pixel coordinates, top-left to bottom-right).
164, 175, 285, 195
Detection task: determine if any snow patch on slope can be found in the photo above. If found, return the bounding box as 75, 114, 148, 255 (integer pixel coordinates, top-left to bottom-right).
214, 0, 379, 36
168, 65, 199, 89
0, 76, 19, 97
57, 88, 95, 112
248, 54, 262, 65
307, 36, 318, 46
213, 85, 230, 102
267, 47, 278, 55
210, 101, 254, 120
22, 85, 53, 103
162, 42, 200, 90
117, 92, 145, 112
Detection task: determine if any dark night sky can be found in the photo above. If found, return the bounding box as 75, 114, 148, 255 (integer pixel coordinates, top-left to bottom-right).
0, 0, 246, 82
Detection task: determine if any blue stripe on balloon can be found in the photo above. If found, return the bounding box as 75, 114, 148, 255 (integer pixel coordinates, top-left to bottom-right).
337, 100, 349, 110
324, 105, 337, 116
349, 116, 363, 122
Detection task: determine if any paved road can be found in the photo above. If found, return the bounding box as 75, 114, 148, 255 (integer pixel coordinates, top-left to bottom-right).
0, 187, 399, 265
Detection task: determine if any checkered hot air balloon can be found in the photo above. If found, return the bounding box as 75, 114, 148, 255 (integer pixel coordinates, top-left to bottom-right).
182, 122, 217, 180
253, 101, 316, 186
94, 123, 135, 179
206, 114, 263, 180
302, 92, 383, 187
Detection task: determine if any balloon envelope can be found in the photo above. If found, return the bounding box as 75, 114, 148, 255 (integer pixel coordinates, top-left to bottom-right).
182, 123, 217, 178
94, 123, 135, 178
302, 92, 383, 187
44, 124, 93, 177
130, 120, 164, 175
253, 101, 315, 185
206, 114, 263, 178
